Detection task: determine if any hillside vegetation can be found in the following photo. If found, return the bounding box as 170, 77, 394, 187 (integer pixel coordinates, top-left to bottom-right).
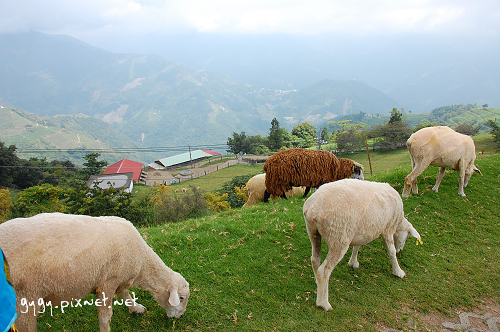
34, 149, 500, 332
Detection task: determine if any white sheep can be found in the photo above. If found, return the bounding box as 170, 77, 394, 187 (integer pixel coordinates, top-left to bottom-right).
0, 213, 190, 332
403, 126, 482, 197
303, 179, 421, 311
242, 173, 306, 207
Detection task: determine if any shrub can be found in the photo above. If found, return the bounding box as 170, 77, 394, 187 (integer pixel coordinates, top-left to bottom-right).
0, 189, 11, 222
205, 192, 231, 212
218, 174, 255, 208
64, 183, 154, 226
152, 185, 208, 224
14, 183, 66, 217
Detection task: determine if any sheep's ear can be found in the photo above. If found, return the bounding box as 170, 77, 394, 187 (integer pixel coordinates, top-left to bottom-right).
168, 288, 180, 307
409, 226, 420, 239
473, 165, 483, 176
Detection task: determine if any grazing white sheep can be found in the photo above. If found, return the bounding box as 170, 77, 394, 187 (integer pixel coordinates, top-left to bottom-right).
403, 126, 482, 197
303, 179, 421, 311
0, 213, 190, 332
242, 173, 306, 207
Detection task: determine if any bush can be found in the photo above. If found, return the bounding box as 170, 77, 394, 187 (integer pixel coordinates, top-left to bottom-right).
0, 189, 11, 222
64, 183, 154, 226
217, 174, 256, 208
14, 183, 66, 217
152, 185, 209, 224
204, 192, 231, 212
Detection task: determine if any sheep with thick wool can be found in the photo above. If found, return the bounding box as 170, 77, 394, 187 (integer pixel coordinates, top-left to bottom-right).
0, 213, 190, 332
303, 179, 421, 311
403, 126, 482, 197
243, 173, 306, 207
262, 148, 364, 202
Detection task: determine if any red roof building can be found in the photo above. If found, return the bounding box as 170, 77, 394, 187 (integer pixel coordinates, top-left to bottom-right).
202, 149, 222, 157
104, 159, 144, 183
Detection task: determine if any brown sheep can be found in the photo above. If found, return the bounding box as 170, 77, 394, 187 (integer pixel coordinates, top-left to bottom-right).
262, 148, 364, 202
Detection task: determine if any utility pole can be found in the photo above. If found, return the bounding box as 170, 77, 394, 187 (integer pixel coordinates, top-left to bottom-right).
189, 145, 193, 168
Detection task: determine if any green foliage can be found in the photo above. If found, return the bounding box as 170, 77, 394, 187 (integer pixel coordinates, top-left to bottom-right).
217, 174, 256, 208
80, 153, 107, 179
454, 122, 481, 136
0, 189, 11, 222
14, 183, 66, 216
204, 192, 231, 212
368, 109, 412, 150
486, 119, 500, 150
0, 142, 19, 188
412, 119, 437, 132
320, 126, 329, 141
291, 122, 317, 141
152, 185, 209, 224
268, 117, 284, 151
64, 183, 153, 225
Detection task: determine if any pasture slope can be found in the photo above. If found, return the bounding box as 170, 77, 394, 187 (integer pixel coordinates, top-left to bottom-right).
35, 153, 499, 332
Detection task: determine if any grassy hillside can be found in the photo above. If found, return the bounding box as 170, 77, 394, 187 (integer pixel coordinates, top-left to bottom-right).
0, 106, 157, 165
34, 149, 499, 331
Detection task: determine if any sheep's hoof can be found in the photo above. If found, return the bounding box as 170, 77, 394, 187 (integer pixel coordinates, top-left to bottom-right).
130, 304, 146, 315
393, 270, 406, 279
348, 262, 359, 269
317, 302, 333, 311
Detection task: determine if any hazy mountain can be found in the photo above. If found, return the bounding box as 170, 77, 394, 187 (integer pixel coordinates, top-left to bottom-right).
105, 33, 499, 113
0, 31, 402, 152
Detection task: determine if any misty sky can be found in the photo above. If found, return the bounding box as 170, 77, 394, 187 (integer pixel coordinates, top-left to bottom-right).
1, 1, 499, 47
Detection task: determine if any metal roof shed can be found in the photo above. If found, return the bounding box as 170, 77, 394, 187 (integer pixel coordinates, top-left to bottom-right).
155, 150, 213, 169
87, 172, 134, 193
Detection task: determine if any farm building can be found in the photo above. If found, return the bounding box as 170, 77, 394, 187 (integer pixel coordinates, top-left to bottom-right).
149, 150, 221, 170
87, 172, 135, 193
104, 159, 145, 183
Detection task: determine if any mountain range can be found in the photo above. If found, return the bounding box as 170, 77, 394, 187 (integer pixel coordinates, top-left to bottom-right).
0, 31, 498, 165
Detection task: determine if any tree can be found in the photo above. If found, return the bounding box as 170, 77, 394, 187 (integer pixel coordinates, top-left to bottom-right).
80, 153, 107, 179
389, 108, 404, 123
369, 108, 411, 150
486, 119, 500, 150
291, 122, 317, 147
227, 132, 252, 154
320, 127, 329, 141
332, 121, 366, 153
268, 117, 284, 151
412, 119, 437, 133
454, 122, 481, 136
0, 143, 19, 188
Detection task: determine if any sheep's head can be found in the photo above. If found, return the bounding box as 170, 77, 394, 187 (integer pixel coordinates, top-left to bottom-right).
394, 218, 421, 253
156, 273, 190, 318
350, 161, 364, 180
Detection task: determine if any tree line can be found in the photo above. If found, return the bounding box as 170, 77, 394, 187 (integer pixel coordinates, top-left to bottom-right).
227, 108, 495, 155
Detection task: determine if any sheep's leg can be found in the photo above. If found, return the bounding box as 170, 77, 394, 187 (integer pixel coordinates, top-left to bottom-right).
403, 161, 429, 197
96, 288, 114, 332
116, 287, 146, 314
348, 246, 360, 269
382, 234, 405, 278
263, 190, 271, 203
315, 245, 350, 311
432, 167, 446, 193
15, 296, 38, 332
458, 160, 467, 196
303, 187, 311, 198
306, 222, 322, 277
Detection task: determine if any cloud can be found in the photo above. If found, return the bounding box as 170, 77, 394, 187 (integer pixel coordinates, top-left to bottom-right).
1, 0, 499, 37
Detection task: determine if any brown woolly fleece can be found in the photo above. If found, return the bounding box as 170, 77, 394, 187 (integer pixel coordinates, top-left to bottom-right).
263, 148, 362, 197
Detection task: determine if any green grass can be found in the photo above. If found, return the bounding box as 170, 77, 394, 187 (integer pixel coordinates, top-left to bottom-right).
34, 150, 500, 332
